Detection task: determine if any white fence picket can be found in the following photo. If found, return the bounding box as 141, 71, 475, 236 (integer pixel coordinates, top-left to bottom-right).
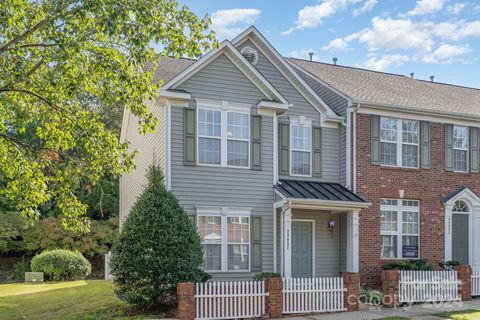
194, 280, 267, 320
399, 270, 460, 303
472, 265, 480, 296
282, 277, 346, 314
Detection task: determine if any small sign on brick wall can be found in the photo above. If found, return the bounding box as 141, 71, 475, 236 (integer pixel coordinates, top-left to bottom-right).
402, 245, 418, 258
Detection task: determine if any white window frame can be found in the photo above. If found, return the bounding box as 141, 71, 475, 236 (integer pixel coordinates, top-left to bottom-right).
197, 207, 252, 273
380, 117, 419, 169
290, 116, 313, 177
453, 125, 469, 173
196, 100, 251, 169
380, 199, 420, 260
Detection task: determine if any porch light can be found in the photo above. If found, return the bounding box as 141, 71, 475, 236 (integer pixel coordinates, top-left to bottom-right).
328, 219, 336, 230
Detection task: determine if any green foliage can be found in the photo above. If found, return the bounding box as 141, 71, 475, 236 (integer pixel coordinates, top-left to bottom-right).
0, 211, 25, 254
13, 256, 30, 280
359, 287, 382, 305
23, 216, 118, 256
31, 249, 91, 281
439, 260, 461, 270
0, 0, 217, 231
381, 259, 432, 271
111, 164, 208, 307
253, 272, 281, 281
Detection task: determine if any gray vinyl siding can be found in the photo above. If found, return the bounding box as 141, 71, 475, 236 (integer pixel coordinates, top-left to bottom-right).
276, 209, 343, 276
339, 212, 347, 272
339, 125, 347, 186
171, 107, 274, 280
119, 103, 167, 225
292, 67, 349, 116
237, 40, 341, 183
178, 53, 266, 104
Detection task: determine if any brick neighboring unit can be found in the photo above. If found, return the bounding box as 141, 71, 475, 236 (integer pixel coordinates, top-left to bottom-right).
356, 113, 480, 287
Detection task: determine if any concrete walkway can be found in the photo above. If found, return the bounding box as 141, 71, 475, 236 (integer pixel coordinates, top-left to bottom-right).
277, 299, 480, 319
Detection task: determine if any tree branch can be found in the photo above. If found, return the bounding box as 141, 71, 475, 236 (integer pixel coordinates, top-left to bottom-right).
0, 88, 62, 113
0, 58, 44, 91
0, 17, 54, 53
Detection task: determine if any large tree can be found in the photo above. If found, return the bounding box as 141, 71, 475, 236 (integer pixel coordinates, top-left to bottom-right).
0, 0, 216, 231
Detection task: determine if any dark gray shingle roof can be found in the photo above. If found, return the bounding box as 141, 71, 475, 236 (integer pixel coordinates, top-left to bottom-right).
289, 58, 480, 117
147, 57, 195, 84
275, 179, 365, 202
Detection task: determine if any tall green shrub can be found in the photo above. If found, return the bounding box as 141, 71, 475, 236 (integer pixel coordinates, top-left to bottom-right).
111, 165, 208, 307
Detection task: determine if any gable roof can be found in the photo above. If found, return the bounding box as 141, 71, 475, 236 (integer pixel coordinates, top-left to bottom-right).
152, 57, 194, 84
161, 41, 288, 104
289, 58, 480, 118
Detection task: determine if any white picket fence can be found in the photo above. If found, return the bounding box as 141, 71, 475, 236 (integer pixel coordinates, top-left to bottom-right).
399, 270, 460, 303
472, 265, 480, 296
195, 280, 267, 320
282, 277, 346, 314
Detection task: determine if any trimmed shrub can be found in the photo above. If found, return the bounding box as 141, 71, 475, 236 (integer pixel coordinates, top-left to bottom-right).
31, 249, 91, 281
381, 259, 432, 271
110, 165, 208, 307
439, 260, 460, 270
253, 272, 281, 281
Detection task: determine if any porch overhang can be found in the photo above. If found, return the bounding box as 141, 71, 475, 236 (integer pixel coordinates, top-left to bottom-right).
276, 197, 371, 211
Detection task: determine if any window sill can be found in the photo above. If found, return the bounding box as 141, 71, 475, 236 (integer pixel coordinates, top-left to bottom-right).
379, 165, 420, 171
206, 270, 252, 273
380, 258, 420, 261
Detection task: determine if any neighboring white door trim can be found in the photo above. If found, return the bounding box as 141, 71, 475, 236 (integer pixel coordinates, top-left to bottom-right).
292, 219, 316, 278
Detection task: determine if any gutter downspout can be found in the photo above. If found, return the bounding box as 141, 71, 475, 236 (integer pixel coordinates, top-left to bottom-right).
346, 103, 352, 189
352, 103, 360, 193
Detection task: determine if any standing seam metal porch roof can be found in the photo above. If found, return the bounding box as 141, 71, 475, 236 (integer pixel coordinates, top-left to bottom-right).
275, 179, 366, 203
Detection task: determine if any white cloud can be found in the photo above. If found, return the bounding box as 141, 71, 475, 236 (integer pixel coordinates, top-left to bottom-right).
322, 32, 361, 51
430, 20, 480, 40
422, 44, 471, 63
283, 0, 361, 35
357, 17, 434, 52
353, 0, 378, 16
447, 3, 466, 14
363, 54, 409, 71
408, 0, 445, 16
211, 8, 261, 39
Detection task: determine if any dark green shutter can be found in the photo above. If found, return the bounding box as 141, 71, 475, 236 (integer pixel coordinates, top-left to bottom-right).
312, 126, 322, 177
445, 124, 454, 171
251, 216, 262, 272
184, 108, 196, 166
251, 115, 262, 170
371, 115, 381, 164
470, 127, 479, 173
421, 121, 430, 169
278, 123, 290, 175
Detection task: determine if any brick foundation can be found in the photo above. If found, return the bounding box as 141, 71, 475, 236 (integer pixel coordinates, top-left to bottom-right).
177, 282, 195, 320
266, 277, 283, 318
355, 113, 480, 288
455, 265, 472, 301
381, 270, 400, 308
341, 272, 360, 311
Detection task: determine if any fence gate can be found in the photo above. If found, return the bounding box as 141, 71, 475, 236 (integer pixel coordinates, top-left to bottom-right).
282, 277, 346, 314
399, 270, 459, 303
195, 280, 267, 320
472, 265, 480, 296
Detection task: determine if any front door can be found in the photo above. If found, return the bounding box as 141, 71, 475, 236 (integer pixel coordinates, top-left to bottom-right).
292, 221, 313, 278
452, 214, 469, 265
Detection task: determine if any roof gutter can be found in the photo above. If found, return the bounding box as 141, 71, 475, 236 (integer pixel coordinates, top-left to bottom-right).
284, 197, 371, 209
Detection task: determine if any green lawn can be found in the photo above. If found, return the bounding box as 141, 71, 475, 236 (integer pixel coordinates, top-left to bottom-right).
434, 309, 480, 319
0, 280, 166, 320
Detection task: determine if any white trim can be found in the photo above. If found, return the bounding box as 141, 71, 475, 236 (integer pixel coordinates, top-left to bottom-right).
231, 27, 338, 117
163, 41, 288, 104
346, 210, 360, 273
119, 107, 130, 143
273, 115, 279, 184
292, 219, 316, 277
166, 103, 172, 190
380, 199, 420, 260
279, 198, 371, 210
443, 188, 480, 265
452, 125, 469, 173
158, 90, 191, 100
257, 100, 290, 112
273, 202, 277, 273
289, 117, 313, 177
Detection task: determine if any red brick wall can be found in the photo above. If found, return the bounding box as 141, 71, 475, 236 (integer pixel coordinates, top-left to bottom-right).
355, 113, 480, 288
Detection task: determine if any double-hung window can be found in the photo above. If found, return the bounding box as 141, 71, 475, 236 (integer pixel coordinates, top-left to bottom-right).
198, 209, 250, 272
380, 199, 420, 259
291, 125, 312, 176
197, 106, 250, 168
453, 126, 469, 172
380, 117, 419, 168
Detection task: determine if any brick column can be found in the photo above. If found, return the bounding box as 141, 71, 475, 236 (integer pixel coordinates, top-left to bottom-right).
266, 278, 283, 318
177, 282, 195, 320
381, 270, 400, 308
454, 265, 472, 301
341, 272, 360, 311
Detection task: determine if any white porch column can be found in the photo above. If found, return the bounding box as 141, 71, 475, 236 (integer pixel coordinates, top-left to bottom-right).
283, 205, 292, 278
473, 204, 480, 265
346, 210, 360, 273
444, 204, 453, 262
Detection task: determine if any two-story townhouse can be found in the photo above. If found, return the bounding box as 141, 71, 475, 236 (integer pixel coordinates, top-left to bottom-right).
120, 26, 369, 282
290, 58, 480, 287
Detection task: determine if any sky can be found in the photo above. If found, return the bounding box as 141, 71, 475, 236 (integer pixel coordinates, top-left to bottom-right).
180, 0, 480, 88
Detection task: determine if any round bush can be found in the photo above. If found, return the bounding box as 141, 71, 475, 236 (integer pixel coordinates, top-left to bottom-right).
31, 249, 91, 281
